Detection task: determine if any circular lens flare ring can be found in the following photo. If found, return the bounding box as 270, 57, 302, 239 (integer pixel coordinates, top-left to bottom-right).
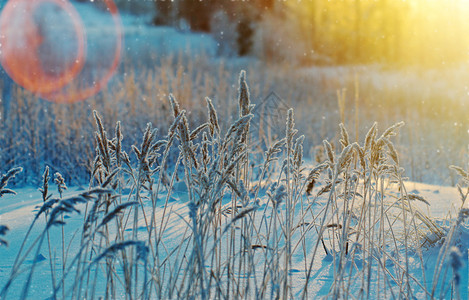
0, 0, 86, 94
43, 0, 122, 103
0, 0, 122, 103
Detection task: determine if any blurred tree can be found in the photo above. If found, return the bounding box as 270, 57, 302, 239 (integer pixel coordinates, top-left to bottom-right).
0, 68, 13, 120
152, 0, 273, 55
237, 17, 254, 56
178, 0, 216, 32
153, 1, 174, 26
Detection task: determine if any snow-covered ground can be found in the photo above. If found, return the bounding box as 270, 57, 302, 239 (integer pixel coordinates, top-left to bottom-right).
73, 2, 218, 64
0, 180, 468, 299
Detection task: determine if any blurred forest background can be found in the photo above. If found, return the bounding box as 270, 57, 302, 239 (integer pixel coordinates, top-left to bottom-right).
111, 0, 469, 67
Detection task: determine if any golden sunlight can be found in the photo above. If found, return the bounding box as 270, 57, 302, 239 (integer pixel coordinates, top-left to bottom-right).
282, 0, 469, 67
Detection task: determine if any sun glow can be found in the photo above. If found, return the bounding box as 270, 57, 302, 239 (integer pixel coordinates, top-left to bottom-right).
282, 0, 469, 67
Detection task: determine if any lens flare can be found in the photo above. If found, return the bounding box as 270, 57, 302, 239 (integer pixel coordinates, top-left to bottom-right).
0, 0, 122, 103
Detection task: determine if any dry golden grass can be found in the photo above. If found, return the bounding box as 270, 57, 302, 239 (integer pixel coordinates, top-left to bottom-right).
0, 56, 467, 186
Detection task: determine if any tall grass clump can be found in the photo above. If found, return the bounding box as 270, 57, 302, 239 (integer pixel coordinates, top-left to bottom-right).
2, 57, 469, 187
1, 71, 467, 299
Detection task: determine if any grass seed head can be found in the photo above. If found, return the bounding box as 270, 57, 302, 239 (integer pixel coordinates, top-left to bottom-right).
238, 70, 251, 117
268, 183, 287, 208
364, 122, 378, 151
381, 121, 405, 139
100, 201, 139, 228
54, 172, 67, 197
169, 94, 181, 118
0, 167, 23, 192
206, 97, 220, 137
0, 225, 8, 236
339, 123, 350, 148
323, 140, 335, 165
